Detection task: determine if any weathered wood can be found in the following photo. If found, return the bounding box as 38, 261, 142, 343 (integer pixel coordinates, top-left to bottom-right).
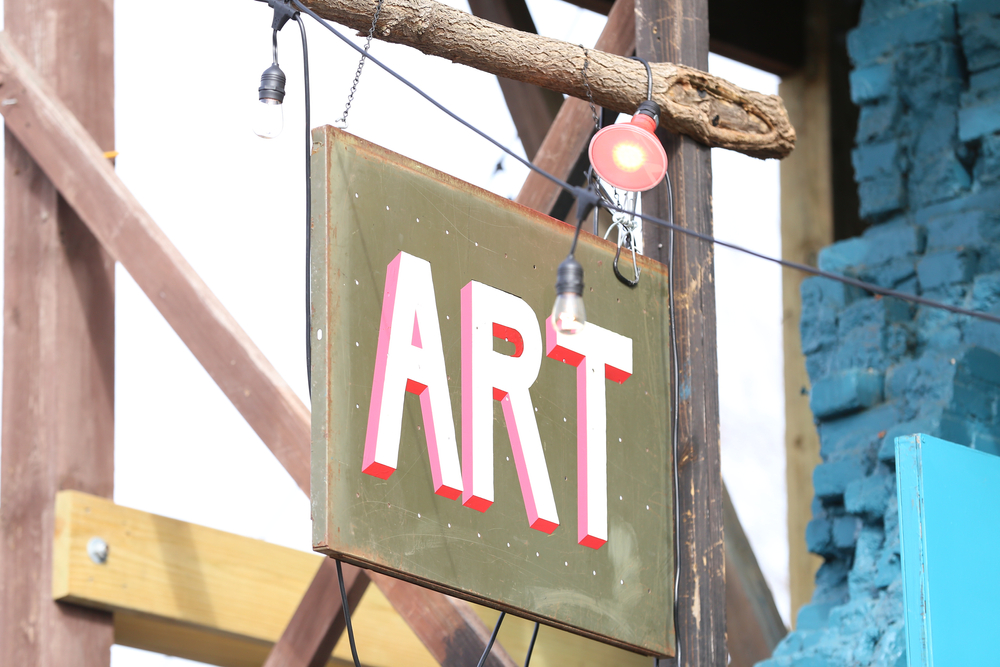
635, 0, 726, 665
779, 0, 832, 625
466, 0, 563, 160
724, 486, 787, 667
0, 32, 510, 667
56, 492, 646, 667
515, 0, 636, 214
303, 0, 794, 159
0, 24, 312, 495
263, 559, 370, 667
0, 1, 116, 665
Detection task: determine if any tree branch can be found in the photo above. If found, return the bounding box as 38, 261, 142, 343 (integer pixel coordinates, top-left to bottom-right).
304, 0, 796, 158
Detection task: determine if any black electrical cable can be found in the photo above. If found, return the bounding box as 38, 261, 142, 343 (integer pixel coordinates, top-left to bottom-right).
336, 559, 363, 667
288, 0, 1000, 328
523, 622, 540, 667
295, 12, 313, 398
476, 612, 506, 667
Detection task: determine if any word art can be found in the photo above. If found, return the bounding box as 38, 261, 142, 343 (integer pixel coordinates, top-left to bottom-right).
363, 252, 632, 549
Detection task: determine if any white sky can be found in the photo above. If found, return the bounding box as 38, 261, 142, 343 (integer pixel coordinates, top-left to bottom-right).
0, 0, 788, 663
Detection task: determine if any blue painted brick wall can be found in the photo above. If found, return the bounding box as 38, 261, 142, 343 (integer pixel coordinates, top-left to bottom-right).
758, 1, 1000, 665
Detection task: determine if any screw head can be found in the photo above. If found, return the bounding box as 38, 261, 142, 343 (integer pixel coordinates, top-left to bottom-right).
87, 537, 109, 565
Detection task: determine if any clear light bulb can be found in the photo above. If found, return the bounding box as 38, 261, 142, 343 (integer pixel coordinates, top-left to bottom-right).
552, 292, 586, 335
253, 98, 284, 139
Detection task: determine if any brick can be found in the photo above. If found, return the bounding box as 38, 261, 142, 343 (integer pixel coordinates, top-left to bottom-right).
806, 518, 834, 554
914, 187, 1000, 225
857, 99, 902, 143
955, 346, 1000, 385
914, 107, 959, 157
898, 42, 963, 105
960, 12, 1000, 73
848, 4, 956, 65
971, 429, 1000, 456
970, 271, 1000, 311
844, 472, 894, 516
796, 603, 840, 631
917, 249, 977, 289
850, 63, 895, 104
862, 221, 925, 263
852, 140, 904, 182
963, 66, 1000, 106
818, 238, 870, 274
811, 369, 886, 419
958, 0, 1000, 17
884, 354, 955, 404
833, 515, 864, 549
910, 153, 973, 209
819, 401, 901, 459
814, 458, 871, 498
875, 549, 901, 588
959, 98, 1000, 141
859, 174, 907, 219
878, 417, 942, 461
975, 134, 1000, 186
926, 210, 998, 249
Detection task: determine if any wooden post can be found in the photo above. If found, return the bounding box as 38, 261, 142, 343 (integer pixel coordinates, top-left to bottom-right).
635, 0, 726, 664
0, 1, 116, 665
778, 0, 833, 625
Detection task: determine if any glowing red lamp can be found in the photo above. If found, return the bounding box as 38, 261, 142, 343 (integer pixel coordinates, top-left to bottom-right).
588, 101, 667, 192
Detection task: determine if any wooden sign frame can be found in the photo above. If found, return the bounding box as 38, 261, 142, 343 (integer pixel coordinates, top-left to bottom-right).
310, 127, 677, 656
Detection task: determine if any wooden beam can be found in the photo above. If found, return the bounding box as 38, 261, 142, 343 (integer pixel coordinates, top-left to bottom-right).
466, 0, 563, 160
515, 0, 636, 215
263, 559, 370, 667
778, 0, 832, 626
0, 0, 116, 664
0, 31, 512, 667
54, 491, 652, 667
635, 0, 726, 665
723, 487, 787, 667
304, 0, 795, 158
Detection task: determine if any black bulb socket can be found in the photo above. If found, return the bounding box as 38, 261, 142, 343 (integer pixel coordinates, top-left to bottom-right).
259, 64, 287, 103
636, 100, 661, 129
555, 256, 584, 296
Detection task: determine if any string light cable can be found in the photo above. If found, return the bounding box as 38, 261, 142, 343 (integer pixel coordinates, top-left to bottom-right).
286, 0, 1000, 326
477, 612, 507, 667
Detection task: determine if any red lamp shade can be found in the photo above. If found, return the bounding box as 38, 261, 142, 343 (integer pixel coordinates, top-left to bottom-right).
587, 113, 667, 192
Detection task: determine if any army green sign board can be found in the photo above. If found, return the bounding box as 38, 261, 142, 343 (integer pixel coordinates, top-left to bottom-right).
310, 127, 674, 656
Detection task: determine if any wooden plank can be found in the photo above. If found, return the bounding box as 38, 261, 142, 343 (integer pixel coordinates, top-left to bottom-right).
778, 0, 832, 624
54, 491, 651, 667
515, 0, 636, 215
262, 559, 370, 667
466, 0, 564, 160
723, 487, 786, 667
0, 32, 513, 667
635, 0, 726, 665
0, 0, 116, 665
304, 0, 795, 159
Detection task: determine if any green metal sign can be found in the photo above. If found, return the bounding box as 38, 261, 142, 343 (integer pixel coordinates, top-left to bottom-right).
310, 127, 674, 656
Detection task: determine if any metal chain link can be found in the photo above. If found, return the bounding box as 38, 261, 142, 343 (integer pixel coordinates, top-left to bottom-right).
334, 0, 385, 128
580, 45, 600, 133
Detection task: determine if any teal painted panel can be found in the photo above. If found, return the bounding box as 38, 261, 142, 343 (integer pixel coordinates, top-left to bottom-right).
895, 434, 1000, 667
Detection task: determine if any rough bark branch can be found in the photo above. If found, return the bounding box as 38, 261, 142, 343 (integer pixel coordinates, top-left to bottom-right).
305, 0, 795, 158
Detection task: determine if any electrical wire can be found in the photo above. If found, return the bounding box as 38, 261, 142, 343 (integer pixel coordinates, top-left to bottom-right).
524, 622, 540, 667
296, 12, 313, 398
336, 559, 363, 667
476, 612, 506, 667
665, 171, 681, 667
288, 0, 1000, 328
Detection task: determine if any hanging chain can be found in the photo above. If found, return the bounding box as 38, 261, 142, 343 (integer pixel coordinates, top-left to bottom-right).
334, 0, 385, 128
581, 46, 600, 133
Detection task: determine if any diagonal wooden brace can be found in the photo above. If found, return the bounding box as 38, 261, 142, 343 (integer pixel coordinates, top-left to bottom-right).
0, 31, 514, 667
